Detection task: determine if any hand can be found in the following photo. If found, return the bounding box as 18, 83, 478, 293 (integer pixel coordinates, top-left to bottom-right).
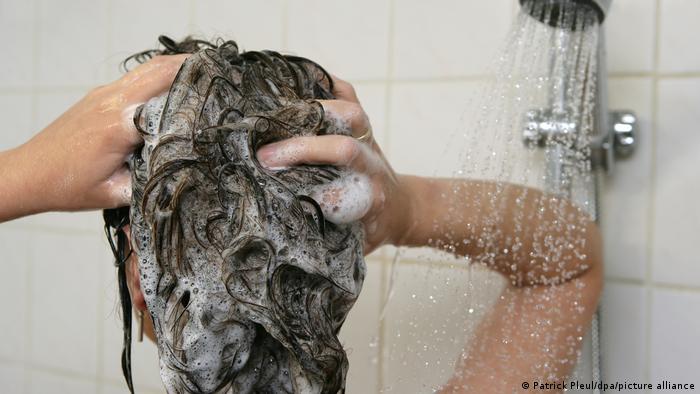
0, 54, 189, 221
256, 77, 414, 254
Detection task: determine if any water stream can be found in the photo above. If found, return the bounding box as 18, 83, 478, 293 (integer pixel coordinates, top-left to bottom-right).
382, 1, 601, 392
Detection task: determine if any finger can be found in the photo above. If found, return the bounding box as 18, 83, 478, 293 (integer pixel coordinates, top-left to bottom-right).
256, 135, 383, 174
317, 99, 371, 138
120, 54, 190, 103
329, 74, 360, 103
118, 55, 189, 144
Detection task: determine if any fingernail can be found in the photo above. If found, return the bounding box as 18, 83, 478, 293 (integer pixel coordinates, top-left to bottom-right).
256, 143, 281, 168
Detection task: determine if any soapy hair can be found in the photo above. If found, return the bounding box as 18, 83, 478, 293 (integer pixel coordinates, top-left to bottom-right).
105, 36, 363, 394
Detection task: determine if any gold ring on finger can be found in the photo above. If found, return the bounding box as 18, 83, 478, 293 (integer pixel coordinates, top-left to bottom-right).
355, 126, 373, 143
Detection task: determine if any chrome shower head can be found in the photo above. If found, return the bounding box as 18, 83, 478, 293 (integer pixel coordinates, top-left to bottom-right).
519, 0, 611, 27
518, 0, 636, 195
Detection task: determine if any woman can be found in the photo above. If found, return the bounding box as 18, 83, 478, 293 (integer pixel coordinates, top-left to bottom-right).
0, 54, 601, 393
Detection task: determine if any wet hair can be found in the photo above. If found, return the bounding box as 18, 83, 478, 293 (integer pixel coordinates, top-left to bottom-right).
103, 206, 135, 392
104, 36, 365, 393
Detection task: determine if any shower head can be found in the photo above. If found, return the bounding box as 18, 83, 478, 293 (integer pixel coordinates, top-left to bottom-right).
518, 0, 636, 199
519, 0, 611, 27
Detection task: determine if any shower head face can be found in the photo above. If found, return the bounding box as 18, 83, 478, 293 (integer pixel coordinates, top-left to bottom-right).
129, 42, 365, 394
519, 0, 609, 27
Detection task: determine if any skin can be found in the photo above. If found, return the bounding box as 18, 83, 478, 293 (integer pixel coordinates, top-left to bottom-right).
0, 66, 601, 393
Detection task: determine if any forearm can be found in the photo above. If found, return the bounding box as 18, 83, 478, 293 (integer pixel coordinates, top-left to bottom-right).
0, 146, 46, 222
397, 175, 600, 286
0, 132, 81, 222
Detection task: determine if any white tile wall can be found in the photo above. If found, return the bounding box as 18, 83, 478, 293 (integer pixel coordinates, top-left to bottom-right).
0, 228, 29, 362
602, 78, 653, 281
388, 81, 480, 177
650, 288, 700, 386
23, 211, 103, 233
35, 0, 109, 87
392, 0, 515, 79
659, 0, 700, 73
28, 370, 97, 394
0, 93, 33, 152
605, 0, 656, 74
29, 232, 102, 375
193, 0, 285, 52
106, 0, 191, 81
286, 0, 391, 81
652, 79, 700, 287
600, 283, 648, 383
0, 0, 35, 88
0, 361, 26, 394
0, 0, 698, 393
339, 260, 383, 394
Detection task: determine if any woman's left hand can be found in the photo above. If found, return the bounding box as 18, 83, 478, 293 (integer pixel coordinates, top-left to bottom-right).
256, 76, 414, 254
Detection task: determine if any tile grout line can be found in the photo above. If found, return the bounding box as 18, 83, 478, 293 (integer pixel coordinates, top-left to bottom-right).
650, 282, 700, 294
605, 277, 700, 293
610, 71, 700, 79
6, 72, 700, 97
604, 277, 645, 286
23, 240, 34, 393
644, 0, 662, 389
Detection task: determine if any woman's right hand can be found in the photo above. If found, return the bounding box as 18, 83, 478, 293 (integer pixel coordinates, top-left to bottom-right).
0, 54, 189, 222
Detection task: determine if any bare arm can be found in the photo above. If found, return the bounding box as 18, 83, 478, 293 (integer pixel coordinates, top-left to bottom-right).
399, 176, 601, 286
398, 176, 603, 393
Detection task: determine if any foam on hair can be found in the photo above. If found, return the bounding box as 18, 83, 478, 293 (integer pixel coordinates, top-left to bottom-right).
107, 36, 366, 394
